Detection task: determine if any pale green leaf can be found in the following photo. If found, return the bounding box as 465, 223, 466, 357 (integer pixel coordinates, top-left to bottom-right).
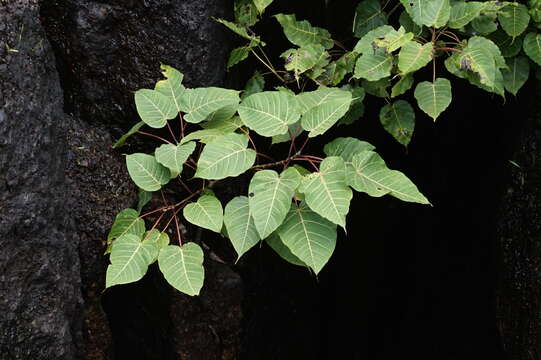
126, 153, 170, 191
113, 121, 144, 149
498, 3, 530, 38
180, 128, 233, 145
195, 133, 256, 180
523, 32, 541, 66
353, 25, 394, 54
298, 157, 352, 228
379, 100, 415, 147
274, 13, 334, 49
154, 65, 185, 113
238, 91, 301, 137
502, 56, 530, 96
401, 0, 449, 27
183, 194, 224, 233
347, 150, 430, 204
158, 243, 204, 296
224, 196, 261, 259
137, 189, 153, 213
414, 78, 452, 121
202, 116, 244, 132
266, 233, 306, 267
143, 229, 170, 250
155, 142, 196, 174
249, 167, 301, 239
398, 41, 433, 74
179, 87, 240, 124
354, 51, 393, 81
391, 73, 414, 97
373, 26, 414, 53
253, 0, 273, 14
135, 89, 177, 128
107, 209, 145, 242
106, 234, 158, 287
271, 121, 303, 144
277, 203, 337, 274
297, 88, 352, 137
448, 1, 485, 28
323, 137, 375, 162
353, 0, 388, 38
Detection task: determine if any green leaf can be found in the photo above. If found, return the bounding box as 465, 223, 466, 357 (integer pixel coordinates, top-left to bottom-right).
106, 234, 158, 288
158, 243, 204, 296
228, 42, 257, 69
238, 91, 301, 137
401, 0, 450, 27
266, 233, 306, 267
135, 89, 177, 128
460, 36, 504, 88
248, 167, 301, 239
391, 73, 414, 97
362, 78, 390, 98
195, 133, 256, 180
155, 142, 196, 174
354, 51, 393, 81
297, 88, 353, 137
502, 56, 530, 96
448, 1, 485, 29
271, 121, 303, 144
274, 13, 334, 49
234, 0, 258, 27
323, 137, 375, 162
253, 0, 273, 14
243, 71, 265, 99
201, 116, 244, 132
399, 11, 424, 36
126, 153, 171, 191
214, 18, 264, 45
180, 128, 232, 145
107, 209, 145, 242
183, 194, 224, 233
498, 3, 530, 38
337, 85, 365, 125
398, 41, 433, 75
523, 32, 541, 66
472, 13, 498, 35
137, 189, 153, 213
224, 196, 261, 260
113, 121, 145, 149
347, 150, 430, 204
143, 229, 170, 250
489, 30, 522, 58
281, 44, 329, 80
277, 203, 337, 274
353, 25, 394, 54
179, 87, 240, 124
317, 51, 358, 86
154, 65, 185, 113
353, 0, 388, 38
379, 100, 415, 147
414, 78, 452, 121
373, 26, 414, 53
298, 157, 352, 228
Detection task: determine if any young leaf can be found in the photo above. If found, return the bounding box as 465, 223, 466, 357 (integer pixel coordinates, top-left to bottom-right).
391, 73, 414, 97
179, 88, 240, 124
107, 209, 145, 242
498, 3, 530, 39
354, 51, 393, 81
158, 243, 204, 296
523, 32, 541, 66
347, 150, 430, 204
297, 88, 353, 137
106, 234, 158, 288
277, 203, 337, 274
242, 72, 265, 99
379, 100, 416, 147
249, 167, 301, 239
137, 189, 153, 213
154, 65, 185, 113
135, 89, 177, 128
238, 91, 301, 136
353, 0, 388, 38
155, 142, 196, 174
195, 133, 256, 180
502, 56, 530, 96
183, 194, 224, 233
228, 42, 257, 69
224, 196, 261, 260
298, 157, 353, 228
126, 153, 171, 191
448, 1, 485, 29
253, 0, 273, 14
274, 13, 334, 49
414, 78, 452, 121
266, 233, 306, 267
214, 18, 265, 45
113, 121, 145, 149
398, 41, 433, 75
323, 137, 375, 162
234, 0, 258, 27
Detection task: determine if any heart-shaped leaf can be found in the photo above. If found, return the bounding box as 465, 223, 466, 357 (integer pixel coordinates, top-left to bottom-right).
135, 89, 177, 128
414, 78, 452, 121
155, 141, 196, 174
379, 100, 415, 147
183, 194, 224, 233
158, 243, 204, 296
224, 196, 261, 260
126, 153, 170, 191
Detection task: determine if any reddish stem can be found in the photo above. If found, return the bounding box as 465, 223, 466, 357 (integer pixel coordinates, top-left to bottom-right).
137, 131, 173, 144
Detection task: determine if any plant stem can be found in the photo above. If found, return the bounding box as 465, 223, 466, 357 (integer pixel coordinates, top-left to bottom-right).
250, 49, 285, 82
166, 121, 178, 144
137, 131, 173, 144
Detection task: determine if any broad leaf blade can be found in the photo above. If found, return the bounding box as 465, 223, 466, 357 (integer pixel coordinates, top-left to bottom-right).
448, 1, 485, 29
323, 137, 375, 162
523, 32, 541, 66
135, 89, 177, 128
154, 65, 185, 113
107, 209, 145, 242
391, 73, 414, 97
354, 51, 393, 81
179, 87, 240, 124
298, 88, 352, 137
224, 196, 261, 259
183, 194, 224, 233
126, 153, 170, 191
353, 0, 388, 38
398, 41, 433, 75
253, 0, 273, 14
266, 233, 306, 266
274, 13, 334, 49
379, 100, 415, 147
498, 3, 530, 38
502, 56, 530, 96
158, 243, 205, 296
414, 78, 452, 121
155, 142, 196, 174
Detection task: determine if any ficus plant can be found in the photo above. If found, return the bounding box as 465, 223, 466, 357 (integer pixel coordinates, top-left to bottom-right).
104, 0, 541, 296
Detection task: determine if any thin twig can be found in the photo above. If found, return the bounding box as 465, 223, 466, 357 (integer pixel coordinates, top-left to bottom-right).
137, 131, 173, 144
166, 121, 178, 144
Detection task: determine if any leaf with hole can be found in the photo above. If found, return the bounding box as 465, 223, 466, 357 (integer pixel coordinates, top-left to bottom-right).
379, 100, 415, 147
183, 194, 224, 233
158, 243, 204, 296
353, 25, 394, 54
